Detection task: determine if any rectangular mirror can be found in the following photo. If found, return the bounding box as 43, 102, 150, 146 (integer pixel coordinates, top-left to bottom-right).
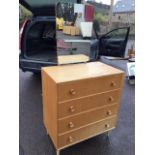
56, 1, 94, 64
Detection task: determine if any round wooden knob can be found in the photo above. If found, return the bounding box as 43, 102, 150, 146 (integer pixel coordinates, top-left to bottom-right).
111, 81, 116, 87
106, 110, 112, 116
108, 96, 114, 102
105, 124, 110, 128
69, 106, 75, 112
68, 122, 75, 128
69, 89, 76, 95
68, 136, 74, 143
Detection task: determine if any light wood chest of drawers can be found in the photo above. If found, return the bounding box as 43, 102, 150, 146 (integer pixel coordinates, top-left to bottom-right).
41, 62, 124, 155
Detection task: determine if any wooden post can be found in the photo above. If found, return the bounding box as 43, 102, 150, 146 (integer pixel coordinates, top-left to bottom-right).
108, 0, 114, 31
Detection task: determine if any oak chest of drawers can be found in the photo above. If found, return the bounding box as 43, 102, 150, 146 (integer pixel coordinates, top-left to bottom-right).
41, 62, 124, 155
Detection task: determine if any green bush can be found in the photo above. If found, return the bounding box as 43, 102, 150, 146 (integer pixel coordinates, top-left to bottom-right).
94, 12, 107, 24
19, 5, 32, 24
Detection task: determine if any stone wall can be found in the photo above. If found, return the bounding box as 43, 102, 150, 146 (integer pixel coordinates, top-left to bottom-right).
113, 12, 135, 24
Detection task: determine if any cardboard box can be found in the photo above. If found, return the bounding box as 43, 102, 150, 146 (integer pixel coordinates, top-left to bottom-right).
63, 26, 80, 36
76, 27, 80, 35
63, 26, 66, 32
70, 27, 76, 36
63, 26, 71, 35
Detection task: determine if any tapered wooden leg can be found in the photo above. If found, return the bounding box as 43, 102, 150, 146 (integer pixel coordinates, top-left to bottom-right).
105, 131, 110, 138
56, 150, 60, 155
105, 131, 112, 146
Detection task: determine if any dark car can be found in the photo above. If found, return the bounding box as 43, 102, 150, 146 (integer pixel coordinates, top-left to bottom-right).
91, 26, 130, 60
19, 0, 130, 73
19, 0, 57, 73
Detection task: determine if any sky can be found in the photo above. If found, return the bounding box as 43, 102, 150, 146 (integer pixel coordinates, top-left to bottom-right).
93, 0, 120, 5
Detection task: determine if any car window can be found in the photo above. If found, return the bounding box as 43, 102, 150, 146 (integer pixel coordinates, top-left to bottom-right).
42, 24, 55, 39
27, 23, 42, 39
27, 22, 55, 39
104, 28, 128, 39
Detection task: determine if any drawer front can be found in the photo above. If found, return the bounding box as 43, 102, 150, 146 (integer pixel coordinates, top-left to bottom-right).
58, 74, 123, 102
58, 116, 116, 148
58, 104, 118, 134
58, 89, 121, 118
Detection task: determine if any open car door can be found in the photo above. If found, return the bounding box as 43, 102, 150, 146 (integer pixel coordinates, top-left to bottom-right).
97, 27, 130, 58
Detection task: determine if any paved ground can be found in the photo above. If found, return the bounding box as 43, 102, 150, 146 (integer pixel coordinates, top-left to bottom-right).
57, 31, 90, 56
19, 59, 135, 155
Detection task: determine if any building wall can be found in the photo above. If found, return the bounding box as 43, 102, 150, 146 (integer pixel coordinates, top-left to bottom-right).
87, 1, 110, 14
112, 12, 135, 35
112, 12, 135, 24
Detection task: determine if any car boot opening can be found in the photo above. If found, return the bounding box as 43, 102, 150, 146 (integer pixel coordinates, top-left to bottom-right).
25, 21, 57, 62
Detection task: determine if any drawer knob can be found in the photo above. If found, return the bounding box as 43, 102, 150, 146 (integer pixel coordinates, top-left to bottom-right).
68, 122, 75, 128
68, 136, 74, 143
69, 106, 75, 112
108, 96, 114, 102
106, 110, 112, 116
105, 124, 110, 128
69, 89, 76, 95
111, 81, 116, 87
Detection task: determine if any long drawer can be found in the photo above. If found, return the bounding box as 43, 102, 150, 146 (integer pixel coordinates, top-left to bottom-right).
58, 89, 121, 118
58, 104, 118, 134
58, 116, 117, 148
58, 74, 123, 102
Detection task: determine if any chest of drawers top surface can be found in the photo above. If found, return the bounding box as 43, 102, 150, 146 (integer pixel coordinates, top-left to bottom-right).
42, 62, 124, 83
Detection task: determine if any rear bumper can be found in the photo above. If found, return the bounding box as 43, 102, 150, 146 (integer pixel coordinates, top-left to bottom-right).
19, 58, 57, 72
